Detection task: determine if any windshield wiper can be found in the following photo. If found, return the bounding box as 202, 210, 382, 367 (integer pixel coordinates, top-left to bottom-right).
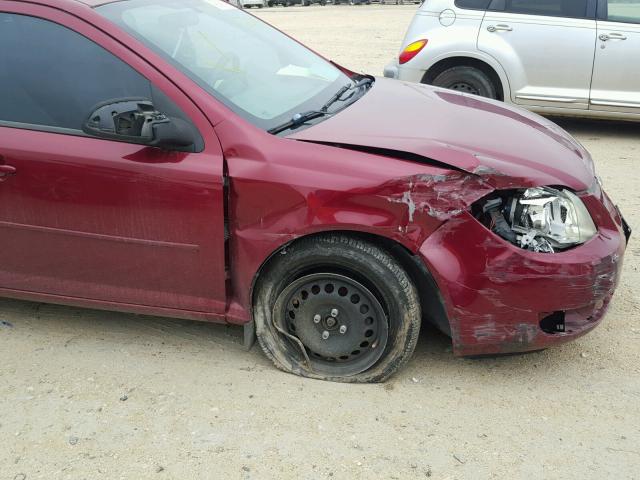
267, 110, 332, 135
268, 76, 374, 135
320, 76, 374, 112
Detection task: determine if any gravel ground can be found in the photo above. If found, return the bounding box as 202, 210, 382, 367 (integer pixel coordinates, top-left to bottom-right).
1, 5, 639, 480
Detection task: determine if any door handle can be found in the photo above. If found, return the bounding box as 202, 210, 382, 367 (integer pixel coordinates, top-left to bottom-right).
600, 33, 627, 41
0, 164, 17, 177
487, 24, 513, 32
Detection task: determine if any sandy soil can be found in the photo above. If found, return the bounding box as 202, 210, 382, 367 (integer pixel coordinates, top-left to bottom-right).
1, 5, 639, 480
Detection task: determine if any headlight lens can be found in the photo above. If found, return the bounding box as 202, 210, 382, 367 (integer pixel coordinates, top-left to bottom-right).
506, 187, 597, 252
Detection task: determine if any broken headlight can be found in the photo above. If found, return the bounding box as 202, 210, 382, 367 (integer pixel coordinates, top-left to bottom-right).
479, 187, 597, 254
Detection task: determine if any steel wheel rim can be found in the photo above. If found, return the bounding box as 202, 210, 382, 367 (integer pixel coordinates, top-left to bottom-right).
274, 273, 389, 377
449, 82, 480, 95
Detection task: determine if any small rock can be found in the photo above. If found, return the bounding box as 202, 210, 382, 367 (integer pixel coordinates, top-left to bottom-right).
0, 320, 13, 328
241, 466, 250, 472
581, 352, 588, 358
120, 395, 128, 402
14, 474, 26, 480
411, 377, 419, 383
156, 466, 164, 473
68, 436, 79, 446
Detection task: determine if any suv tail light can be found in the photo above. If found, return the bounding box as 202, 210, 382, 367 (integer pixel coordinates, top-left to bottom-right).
399, 39, 428, 65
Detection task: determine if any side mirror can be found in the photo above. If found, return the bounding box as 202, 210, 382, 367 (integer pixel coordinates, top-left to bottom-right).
82, 98, 195, 150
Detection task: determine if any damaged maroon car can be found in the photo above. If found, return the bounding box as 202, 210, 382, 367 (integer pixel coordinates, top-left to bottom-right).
0, 0, 631, 382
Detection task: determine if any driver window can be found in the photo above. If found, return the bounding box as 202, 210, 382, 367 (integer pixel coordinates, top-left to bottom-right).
0, 12, 202, 150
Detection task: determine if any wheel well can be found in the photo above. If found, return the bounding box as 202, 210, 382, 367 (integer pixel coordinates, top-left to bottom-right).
252, 231, 452, 337
422, 57, 504, 102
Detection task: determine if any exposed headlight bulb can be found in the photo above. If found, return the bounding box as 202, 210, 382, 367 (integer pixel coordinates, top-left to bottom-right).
506, 187, 597, 252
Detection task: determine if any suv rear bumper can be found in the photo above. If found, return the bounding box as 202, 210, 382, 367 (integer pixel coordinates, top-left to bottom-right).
383, 61, 426, 83
383, 63, 399, 79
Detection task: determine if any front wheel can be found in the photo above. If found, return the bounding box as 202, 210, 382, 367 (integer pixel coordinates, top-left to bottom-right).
253, 235, 422, 383
430, 66, 498, 99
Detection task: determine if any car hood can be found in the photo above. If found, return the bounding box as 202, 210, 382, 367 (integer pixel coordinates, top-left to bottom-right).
289, 78, 595, 191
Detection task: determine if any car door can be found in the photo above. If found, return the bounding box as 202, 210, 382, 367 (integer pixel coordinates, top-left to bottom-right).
0, 7, 227, 314
478, 0, 598, 109
590, 0, 640, 113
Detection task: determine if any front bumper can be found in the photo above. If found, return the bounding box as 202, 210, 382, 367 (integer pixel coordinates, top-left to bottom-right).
418, 189, 628, 356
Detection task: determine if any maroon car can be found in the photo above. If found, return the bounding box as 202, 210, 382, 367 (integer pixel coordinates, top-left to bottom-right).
0, 0, 630, 382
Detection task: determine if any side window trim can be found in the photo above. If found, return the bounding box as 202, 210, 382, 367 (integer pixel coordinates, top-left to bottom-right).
597, 0, 608, 19
454, 0, 492, 10
488, 0, 598, 19
0, 119, 89, 137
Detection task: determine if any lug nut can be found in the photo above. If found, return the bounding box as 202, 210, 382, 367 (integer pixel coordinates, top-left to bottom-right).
330, 309, 339, 317
313, 314, 321, 324
339, 325, 347, 334
322, 330, 330, 340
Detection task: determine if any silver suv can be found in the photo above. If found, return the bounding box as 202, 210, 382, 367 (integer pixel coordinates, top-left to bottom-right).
384, 0, 640, 121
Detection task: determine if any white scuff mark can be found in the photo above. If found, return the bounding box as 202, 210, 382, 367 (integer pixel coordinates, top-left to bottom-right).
416, 174, 450, 183
401, 191, 417, 222
424, 205, 464, 220
388, 187, 417, 223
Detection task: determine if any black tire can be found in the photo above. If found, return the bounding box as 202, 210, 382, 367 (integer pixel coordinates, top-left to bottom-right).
430, 66, 498, 99
253, 234, 422, 383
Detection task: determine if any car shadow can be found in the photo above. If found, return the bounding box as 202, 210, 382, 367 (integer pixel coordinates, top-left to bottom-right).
551, 116, 640, 140
1, 297, 574, 384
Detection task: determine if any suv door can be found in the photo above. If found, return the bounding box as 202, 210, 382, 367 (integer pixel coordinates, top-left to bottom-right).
478, 0, 597, 109
590, 0, 640, 113
0, 7, 226, 314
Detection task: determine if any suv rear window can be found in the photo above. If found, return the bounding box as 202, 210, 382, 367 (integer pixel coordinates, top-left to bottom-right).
455, 0, 492, 9
489, 0, 590, 18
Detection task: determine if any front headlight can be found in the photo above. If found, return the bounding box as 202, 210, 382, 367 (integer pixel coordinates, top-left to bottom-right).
477, 186, 597, 254
505, 187, 597, 252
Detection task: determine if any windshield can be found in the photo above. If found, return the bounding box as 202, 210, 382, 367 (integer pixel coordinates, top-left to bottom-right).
98, 0, 352, 131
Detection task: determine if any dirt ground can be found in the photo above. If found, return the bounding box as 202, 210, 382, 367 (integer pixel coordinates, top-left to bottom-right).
1, 5, 639, 480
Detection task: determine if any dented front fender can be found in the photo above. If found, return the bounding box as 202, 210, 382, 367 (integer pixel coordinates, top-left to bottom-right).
216, 120, 496, 324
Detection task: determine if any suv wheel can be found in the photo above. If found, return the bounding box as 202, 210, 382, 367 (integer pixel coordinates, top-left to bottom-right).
253, 235, 422, 383
430, 66, 498, 99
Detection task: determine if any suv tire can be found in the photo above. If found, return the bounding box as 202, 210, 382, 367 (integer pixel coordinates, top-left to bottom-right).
430, 66, 498, 99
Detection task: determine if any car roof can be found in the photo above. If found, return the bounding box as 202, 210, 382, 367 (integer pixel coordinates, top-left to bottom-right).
14, 0, 122, 8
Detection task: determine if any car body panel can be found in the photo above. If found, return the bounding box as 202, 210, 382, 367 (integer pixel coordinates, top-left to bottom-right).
591, 19, 640, 113
290, 78, 595, 191
214, 115, 460, 323
0, 127, 227, 313
419, 192, 625, 356
477, 12, 596, 109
